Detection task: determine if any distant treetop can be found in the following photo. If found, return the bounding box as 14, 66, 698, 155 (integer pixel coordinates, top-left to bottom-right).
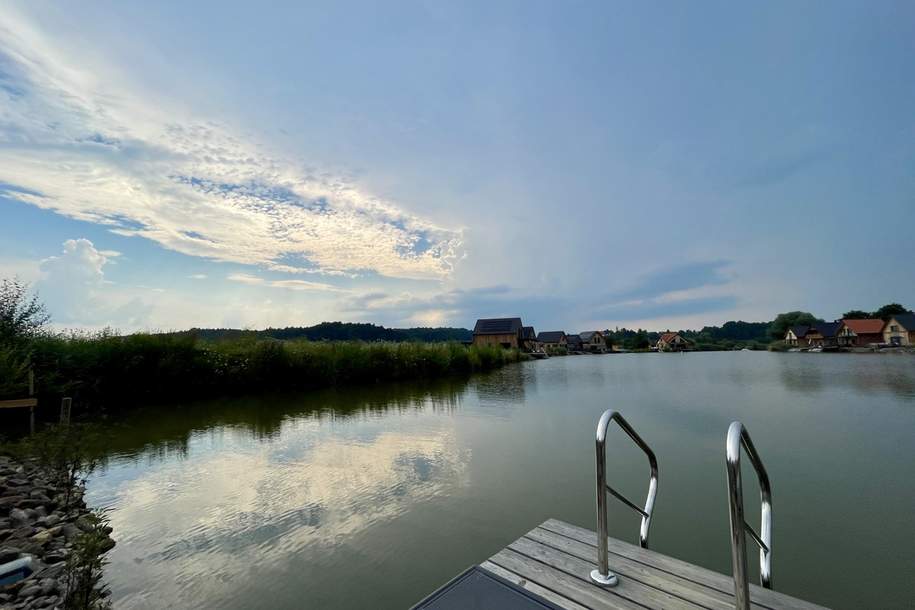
841, 310, 871, 320
872, 303, 911, 320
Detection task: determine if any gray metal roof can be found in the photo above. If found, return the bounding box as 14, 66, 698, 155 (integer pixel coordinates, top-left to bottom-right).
790, 325, 810, 338
473, 317, 523, 335
813, 321, 842, 338
536, 331, 566, 343
889, 312, 915, 330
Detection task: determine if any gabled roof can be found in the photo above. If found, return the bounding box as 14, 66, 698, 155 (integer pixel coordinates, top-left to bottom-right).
841, 319, 884, 334
578, 331, 601, 341
659, 332, 680, 343
473, 317, 523, 335
537, 331, 566, 343
813, 321, 842, 338
888, 312, 915, 330
789, 325, 810, 338
521, 326, 537, 340
566, 334, 583, 346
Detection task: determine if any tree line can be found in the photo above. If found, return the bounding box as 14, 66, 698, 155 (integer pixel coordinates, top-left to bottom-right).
768, 303, 911, 342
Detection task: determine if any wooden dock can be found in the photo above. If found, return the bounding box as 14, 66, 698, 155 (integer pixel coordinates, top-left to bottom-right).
431, 518, 829, 610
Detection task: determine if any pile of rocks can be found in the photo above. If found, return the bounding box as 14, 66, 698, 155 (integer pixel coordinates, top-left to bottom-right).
0, 454, 114, 609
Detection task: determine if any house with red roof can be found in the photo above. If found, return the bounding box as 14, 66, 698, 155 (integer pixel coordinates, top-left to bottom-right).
656, 332, 688, 352
839, 319, 885, 347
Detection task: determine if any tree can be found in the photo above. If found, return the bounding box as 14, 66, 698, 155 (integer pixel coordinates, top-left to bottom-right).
0, 277, 50, 346
841, 310, 871, 320
768, 311, 821, 340
872, 303, 910, 320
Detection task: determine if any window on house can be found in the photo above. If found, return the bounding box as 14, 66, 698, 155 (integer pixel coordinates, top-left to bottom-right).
890, 325, 899, 332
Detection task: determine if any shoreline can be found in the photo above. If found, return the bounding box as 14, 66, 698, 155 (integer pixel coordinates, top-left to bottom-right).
0, 454, 113, 609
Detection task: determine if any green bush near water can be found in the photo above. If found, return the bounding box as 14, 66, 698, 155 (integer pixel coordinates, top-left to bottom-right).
17, 332, 524, 408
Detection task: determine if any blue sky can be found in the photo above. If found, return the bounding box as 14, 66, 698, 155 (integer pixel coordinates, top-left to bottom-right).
1, 1, 913, 332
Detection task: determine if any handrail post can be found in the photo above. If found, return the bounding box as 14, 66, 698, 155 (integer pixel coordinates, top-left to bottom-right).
591, 411, 617, 586
590, 409, 658, 587
726, 422, 773, 610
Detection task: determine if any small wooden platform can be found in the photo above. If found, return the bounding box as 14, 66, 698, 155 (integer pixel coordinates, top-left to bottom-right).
0, 398, 37, 409
475, 519, 829, 610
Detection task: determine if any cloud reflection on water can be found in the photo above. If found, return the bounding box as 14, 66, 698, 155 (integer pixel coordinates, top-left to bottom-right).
91, 416, 468, 608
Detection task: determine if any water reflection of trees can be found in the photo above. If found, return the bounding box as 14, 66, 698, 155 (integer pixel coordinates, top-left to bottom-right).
777, 355, 915, 398
472, 361, 532, 405
92, 376, 471, 461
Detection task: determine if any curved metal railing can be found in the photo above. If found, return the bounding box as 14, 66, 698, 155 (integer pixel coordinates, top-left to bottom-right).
590, 409, 659, 587
726, 421, 773, 609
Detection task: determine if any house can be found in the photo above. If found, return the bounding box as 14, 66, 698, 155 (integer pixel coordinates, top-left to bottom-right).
784, 325, 810, 346
656, 332, 688, 352
472, 317, 524, 349
537, 331, 567, 351
578, 331, 607, 353
566, 334, 584, 352
807, 321, 842, 347
883, 313, 915, 346
838, 319, 885, 347
521, 326, 541, 352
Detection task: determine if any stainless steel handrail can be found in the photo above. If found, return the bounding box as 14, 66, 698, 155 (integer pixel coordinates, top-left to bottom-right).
590, 409, 659, 587
726, 421, 773, 609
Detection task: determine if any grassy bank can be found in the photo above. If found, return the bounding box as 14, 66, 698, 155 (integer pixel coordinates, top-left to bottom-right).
2, 332, 524, 409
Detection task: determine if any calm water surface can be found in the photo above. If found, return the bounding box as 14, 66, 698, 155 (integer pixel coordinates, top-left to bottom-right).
85, 352, 915, 609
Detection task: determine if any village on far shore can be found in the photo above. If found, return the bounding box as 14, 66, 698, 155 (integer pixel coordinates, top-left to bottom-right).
783, 312, 915, 351
471, 317, 699, 356
471, 312, 915, 357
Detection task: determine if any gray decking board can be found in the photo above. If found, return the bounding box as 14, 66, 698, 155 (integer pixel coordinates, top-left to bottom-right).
478, 519, 830, 610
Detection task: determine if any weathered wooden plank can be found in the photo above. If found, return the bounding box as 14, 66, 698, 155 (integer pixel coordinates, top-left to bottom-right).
526, 527, 747, 610
480, 561, 589, 610
508, 535, 704, 610
0, 398, 37, 409
489, 548, 645, 610
541, 519, 829, 610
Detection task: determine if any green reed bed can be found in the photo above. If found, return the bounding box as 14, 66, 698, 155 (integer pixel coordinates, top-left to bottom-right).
7, 332, 523, 409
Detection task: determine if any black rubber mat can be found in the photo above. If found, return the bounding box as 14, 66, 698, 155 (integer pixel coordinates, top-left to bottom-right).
411, 565, 565, 610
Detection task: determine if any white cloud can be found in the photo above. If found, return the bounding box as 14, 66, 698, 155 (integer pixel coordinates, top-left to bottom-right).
0, 11, 462, 281
188, 274, 207, 280
227, 273, 341, 293
37, 238, 154, 326
226, 273, 265, 286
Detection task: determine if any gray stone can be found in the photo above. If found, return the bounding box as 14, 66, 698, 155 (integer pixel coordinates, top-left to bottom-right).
60, 524, 80, 542
38, 579, 57, 596
17, 584, 41, 598
9, 508, 29, 527
0, 529, 14, 542
43, 551, 66, 564
0, 496, 25, 513
0, 546, 21, 562
34, 515, 59, 529
75, 516, 94, 533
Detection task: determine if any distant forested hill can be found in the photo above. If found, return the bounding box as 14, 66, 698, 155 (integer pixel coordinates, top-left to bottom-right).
174, 322, 472, 343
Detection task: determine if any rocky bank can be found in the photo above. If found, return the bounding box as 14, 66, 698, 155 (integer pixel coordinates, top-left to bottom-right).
0, 454, 114, 609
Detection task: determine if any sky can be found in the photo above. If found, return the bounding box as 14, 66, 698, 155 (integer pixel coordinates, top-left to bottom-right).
1, 1, 913, 333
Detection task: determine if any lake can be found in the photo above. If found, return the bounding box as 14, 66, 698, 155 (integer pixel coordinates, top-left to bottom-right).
84, 352, 915, 609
